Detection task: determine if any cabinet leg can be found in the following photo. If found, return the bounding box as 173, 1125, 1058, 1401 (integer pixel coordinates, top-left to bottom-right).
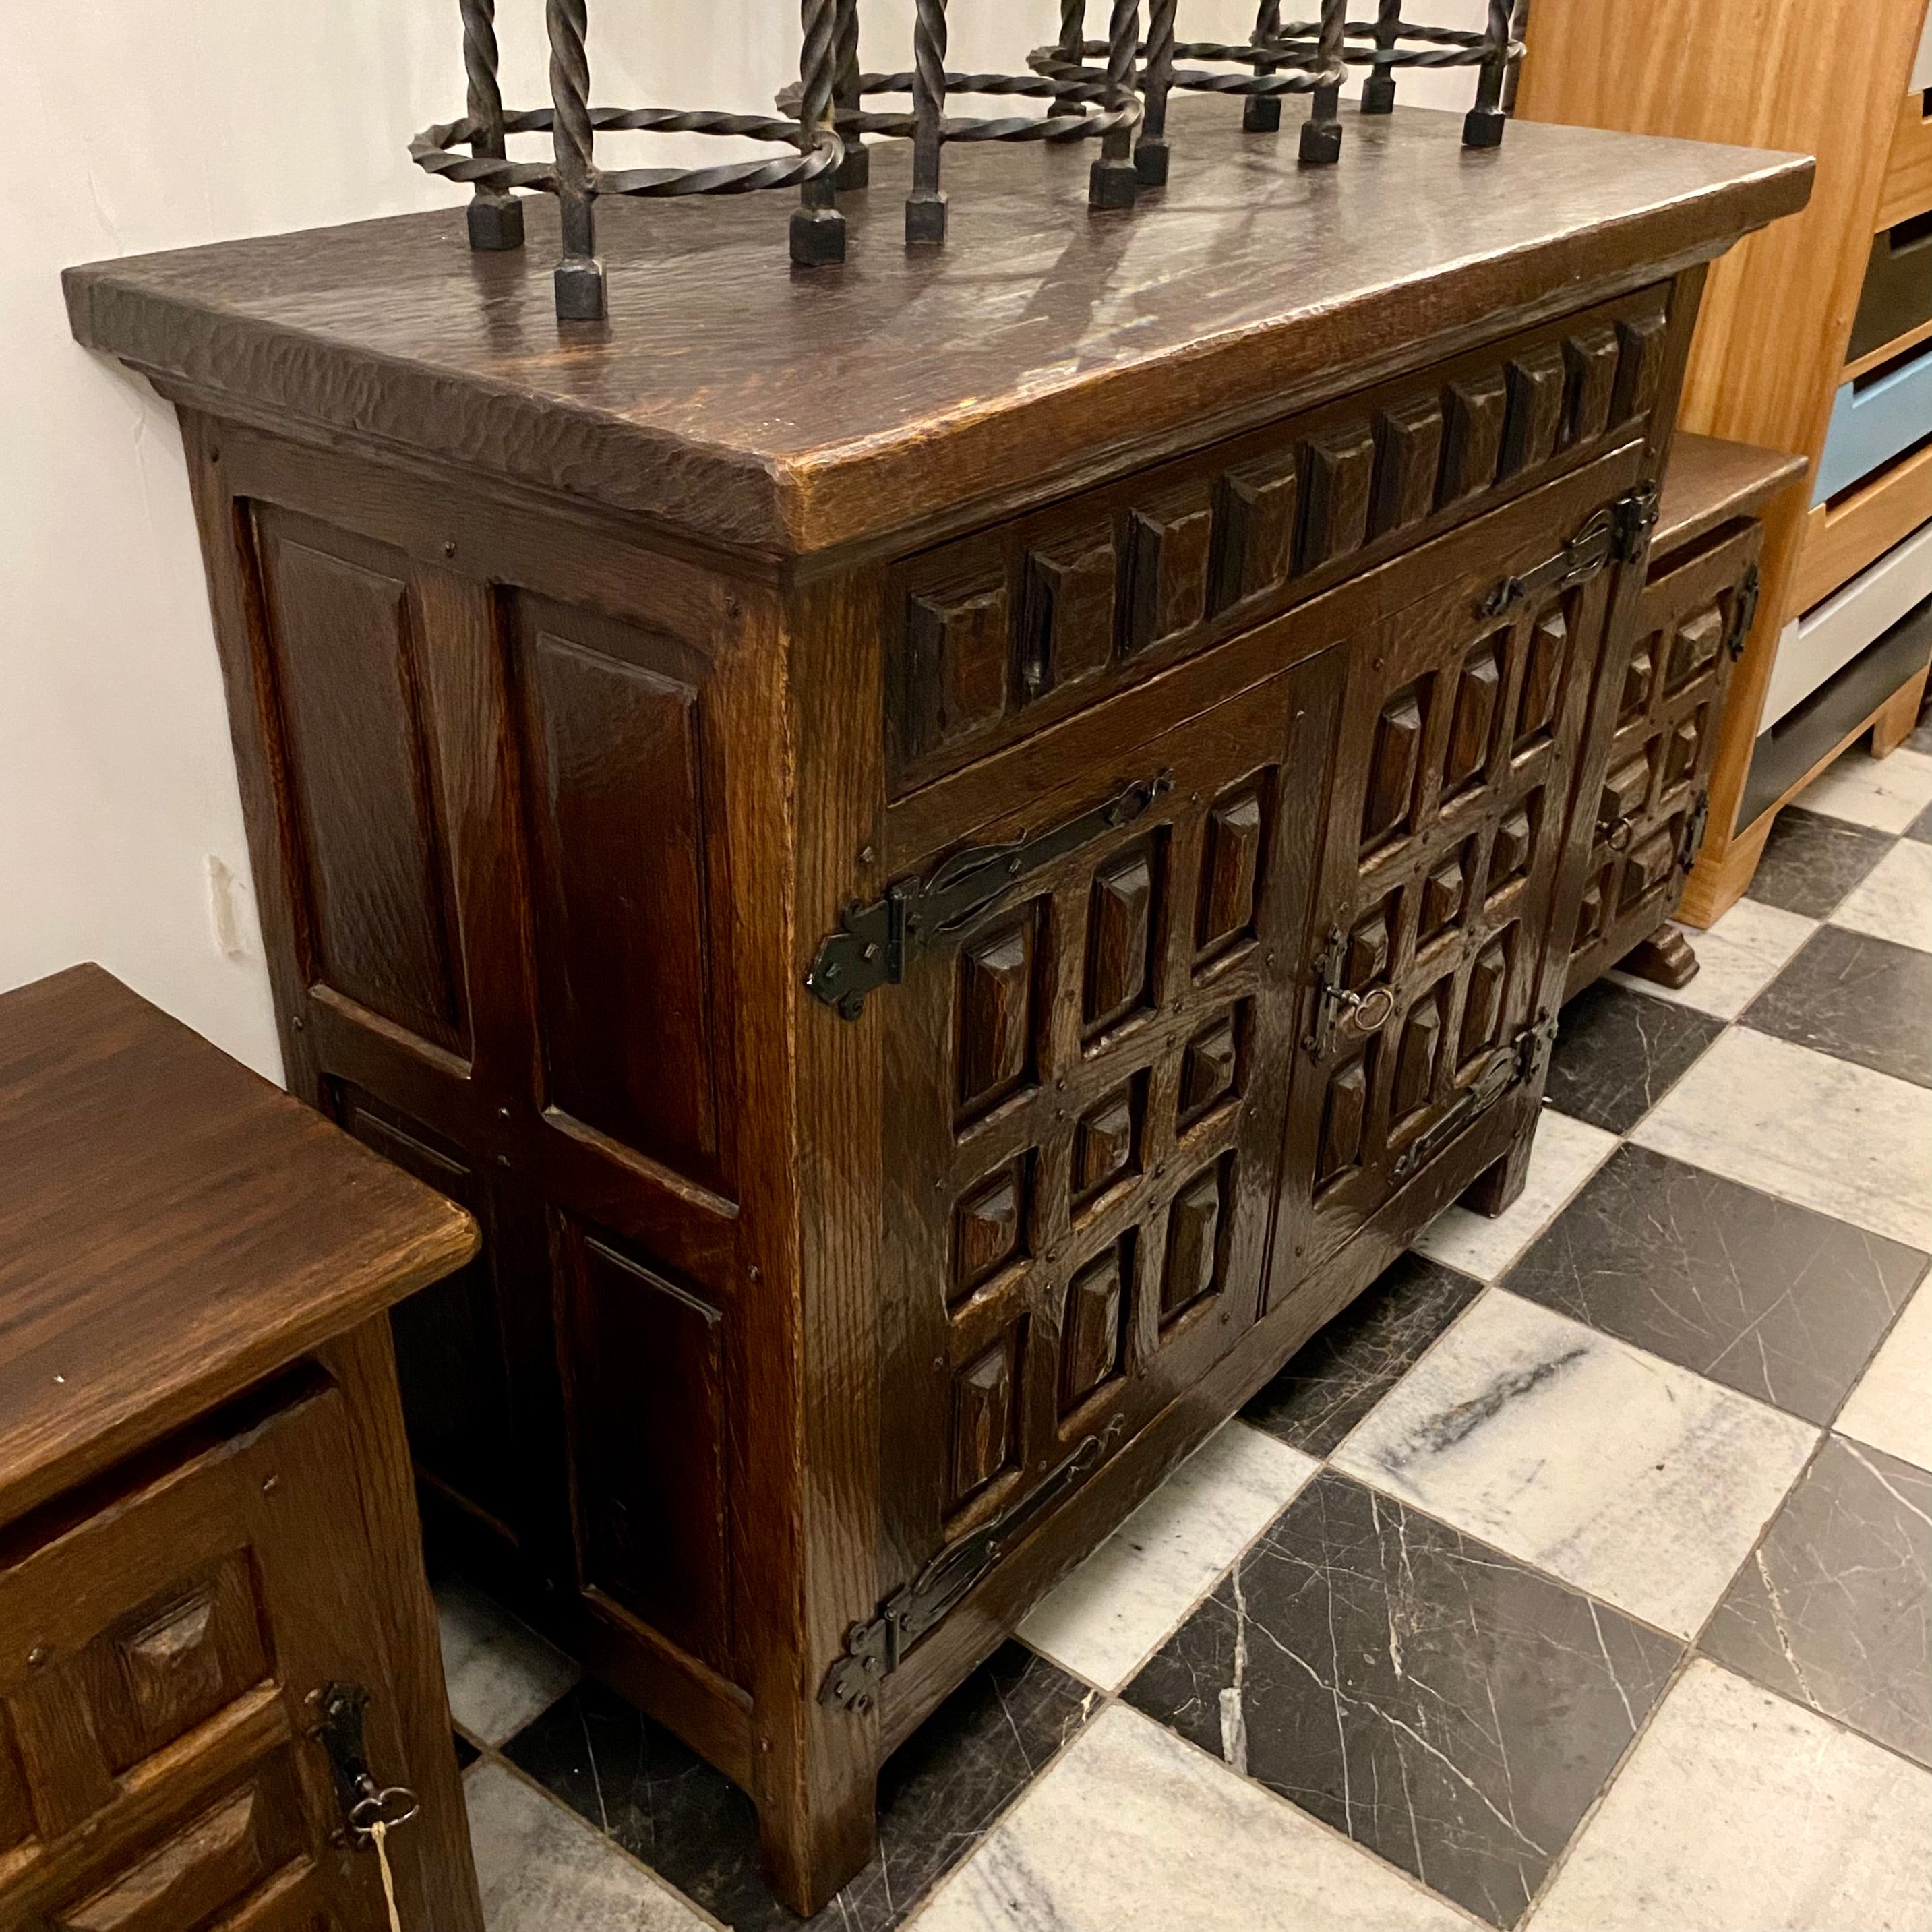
757, 1730, 878, 1916
1871, 665, 1930, 759
1459, 1110, 1538, 1219
1617, 926, 1699, 990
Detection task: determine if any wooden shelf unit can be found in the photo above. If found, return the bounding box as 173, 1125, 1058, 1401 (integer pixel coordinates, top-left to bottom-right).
1517, 0, 1932, 924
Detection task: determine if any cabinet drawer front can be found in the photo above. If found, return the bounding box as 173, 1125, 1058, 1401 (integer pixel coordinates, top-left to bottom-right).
1815, 339, 1932, 505
887, 283, 1677, 795
1848, 213, 1932, 367
0, 1387, 402, 1930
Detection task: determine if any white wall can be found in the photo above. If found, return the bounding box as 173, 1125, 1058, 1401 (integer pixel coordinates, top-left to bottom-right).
3, 0, 1486, 1082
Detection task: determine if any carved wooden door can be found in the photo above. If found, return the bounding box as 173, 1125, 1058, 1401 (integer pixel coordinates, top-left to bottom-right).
1273, 460, 1640, 1280
1563, 522, 1761, 998
875, 651, 1343, 1592
0, 1385, 412, 1931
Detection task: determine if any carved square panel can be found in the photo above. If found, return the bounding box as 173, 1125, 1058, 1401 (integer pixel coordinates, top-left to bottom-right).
1563, 326, 1621, 447
1501, 346, 1567, 477
1073, 1080, 1143, 1207
952, 1329, 1021, 1507
957, 907, 1040, 1121
1441, 371, 1508, 504
1214, 454, 1299, 611
905, 570, 1010, 759
1391, 983, 1447, 1128
1458, 930, 1512, 1068
1362, 680, 1428, 851
1126, 489, 1213, 653
1061, 1240, 1129, 1412
1161, 1160, 1229, 1322
1667, 605, 1725, 690
1515, 607, 1568, 750
1346, 891, 1399, 990
1620, 828, 1677, 910
1316, 1047, 1375, 1189
1575, 868, 1610, 950
1420, 844, 1473, 945
1664, 711, 1703, 790
1196, 783, 1267, 962
1021, 526, 1117, 700
953, 1155, 1031, 1304
1443, 636, 1505, 798
1487, 799, 1535, 899
1300, 424, 1377, 572
1600, 753, 1652, 838
1178, 1008, 1242, 1128
1621, 634, 1658, 722
1373, 394, 1446, 538
1085, 844, 1160, 1036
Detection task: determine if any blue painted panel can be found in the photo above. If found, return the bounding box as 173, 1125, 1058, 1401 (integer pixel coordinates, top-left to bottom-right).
1815, 340, 1932, 504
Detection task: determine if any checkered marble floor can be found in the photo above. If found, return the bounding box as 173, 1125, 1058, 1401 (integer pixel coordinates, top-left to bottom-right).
439, 725, 1932, 1932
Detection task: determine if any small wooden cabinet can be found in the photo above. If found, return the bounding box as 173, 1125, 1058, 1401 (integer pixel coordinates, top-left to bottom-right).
65, 100, 1809, 1914
0, 968, 484, 1932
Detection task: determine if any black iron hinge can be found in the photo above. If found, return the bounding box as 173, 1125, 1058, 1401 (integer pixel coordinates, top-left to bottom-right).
806, 774, 1172, 1020
1478, 481, 1661, 620
821, 1418, 1125, 1713
1302, 926, 1396, 1060
1391, 1012, 1557, 1182
1679, 788, 1712, 875
1727, 562, 1762, 661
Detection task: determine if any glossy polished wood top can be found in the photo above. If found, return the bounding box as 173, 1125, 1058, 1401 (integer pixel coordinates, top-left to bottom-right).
1656, 429, 1808, 555
0, 965, 478, 1521
66, 102, 1810, 558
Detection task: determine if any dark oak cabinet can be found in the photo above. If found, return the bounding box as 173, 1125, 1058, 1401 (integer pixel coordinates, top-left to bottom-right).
65, 102, 1809, 1913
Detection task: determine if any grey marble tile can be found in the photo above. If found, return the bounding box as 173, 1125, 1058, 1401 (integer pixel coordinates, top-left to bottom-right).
1908, 799, 1932, 845
464, 1759, 712, 1932
506, 1641, 1093, 1931
1745, 806, 1894, 919
1907, 700, 1932, 757
1631, 1027, 1932, 1252
911, 1703, 1480, 1932
1121, 1470, 1679, 1929
1742, 923, 1932, 1089
1529, 1660, 1932, 1932
1833, 837, 1932, 953
1701, 1435, 1932, 1768
1242, 1256, 1483, 1457
1019, 1422, 1317, 1691
1798, 744, 1932, 835
435, 1575, 582, 1747
1503, 1143, 1927, 1424
1544, 981, 1723, 1133
1331, 1290, 1818, 1637
1839, 1281, 1932, 1473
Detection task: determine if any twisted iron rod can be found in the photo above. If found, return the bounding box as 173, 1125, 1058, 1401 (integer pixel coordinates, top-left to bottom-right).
1050, 0, 1087, 115
1135, 0, 1178, 184
833, 0, 868, 183
545, 0, 604, 315
1245, 0, 1284, 130
460, 0, 524, 246
1089, 0, 1140, 206
1465, 0, 1513, 144
1299, 0, 1345, 163
907, 0, 948, 240
791, 0, 847, 262
1362, 0, 1403, 111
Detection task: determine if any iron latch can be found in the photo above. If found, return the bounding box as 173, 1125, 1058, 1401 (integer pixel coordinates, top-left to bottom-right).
308, 1682, 420, 1850
1727, 562, 1762, 662
822, 1418, 1125, 1712
1391, 1012, 1556, 1182
1478, 483, 1662, 620
1679, 789, 1712, 874
807, 774, 1172, 1019
1302, 926, 1397, 1060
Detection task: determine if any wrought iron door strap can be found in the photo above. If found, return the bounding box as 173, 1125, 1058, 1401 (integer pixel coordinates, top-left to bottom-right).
822, 1417, 1126, 1711
1727, 562, 1762, 661
1478, 483, 1660, 619
807, 773, 1172, 1018
1678, 787, 1712, 874
1302, 926, 1396, 1060
1391, 1012, 1554, 1181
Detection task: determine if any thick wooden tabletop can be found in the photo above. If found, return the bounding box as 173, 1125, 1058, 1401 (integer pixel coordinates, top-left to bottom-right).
0, 966, 477, 1522
1656, 429, 1809, 556
66, 99, 1811, 558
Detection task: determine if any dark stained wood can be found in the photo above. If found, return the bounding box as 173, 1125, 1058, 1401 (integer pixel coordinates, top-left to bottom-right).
0, 969, 484, 1929
61, 116, 1810, 1919
1652, 431, 1809, 554
64, 106, 1809, 558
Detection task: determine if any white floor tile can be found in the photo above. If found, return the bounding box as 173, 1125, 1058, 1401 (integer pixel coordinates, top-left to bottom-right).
1018, 1423, 1317, 1691
1608, 900, 1818, 1019
1331, 1290, 1817, 1637
1836, 1279, 1932, 1474
1832, 837, 1932, 955
1530, 1660, 1932, 1932
1410, 1108, 1619, 1282
1631, 1028, 1932, 1252
1797, 744, 1932, 835
437, 1577, 581, 1747
466, 1761, 713, 1932
909, 1703, 1476, 1932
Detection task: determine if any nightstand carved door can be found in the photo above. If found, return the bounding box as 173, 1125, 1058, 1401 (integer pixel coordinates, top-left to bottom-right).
876, 652, 1343, 1590
1273, 469, 1635, 1281
1563, 521, 1761, 998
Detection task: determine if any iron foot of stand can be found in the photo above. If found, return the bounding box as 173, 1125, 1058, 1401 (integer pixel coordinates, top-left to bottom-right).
1463, 104, 1507, 148
791, 206, 848, 266
836, 144, 871, 191
1243, 96, 1281, 133
1298, 119, 1343, 164
1361, 73, 1396, 115
1134, 139, 1170, 188
553, 258, 607, 322
905, 189, 948, 245
1089, 157, 1138, 209
467, 193, 525, 251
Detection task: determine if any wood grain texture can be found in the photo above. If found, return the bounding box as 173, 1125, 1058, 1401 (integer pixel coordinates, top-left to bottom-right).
65, 103, 1806, 560
1653, 432, 1807, 555
1875, 86, 1932, 232
0, 967, 477, 1522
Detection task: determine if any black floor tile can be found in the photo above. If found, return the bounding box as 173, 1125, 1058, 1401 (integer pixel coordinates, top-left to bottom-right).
1545, 979, 1724, 1133
1503, 1143, 1927, 1424
1743, 923, 1932, 1089
1242, 1255, 1482, 1457
453, 1729, 481, 1771
1702, 1435, 1932, 1768
1746, 806, 1894, 917
504, 1641, 1092, 1929
1121, 1470, 1681, 1929
1907, 800, 1932, 845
